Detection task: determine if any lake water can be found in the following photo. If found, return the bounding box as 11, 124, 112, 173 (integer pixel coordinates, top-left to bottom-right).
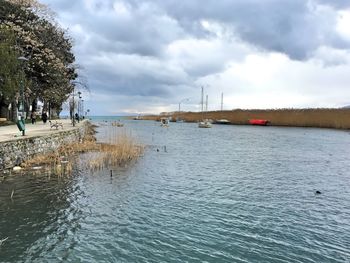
1, 119, 350, 262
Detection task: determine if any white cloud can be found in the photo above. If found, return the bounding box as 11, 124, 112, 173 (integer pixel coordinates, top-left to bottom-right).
336, 10, 350, 41
113, 1, 131, 18
196, 51, 350, 110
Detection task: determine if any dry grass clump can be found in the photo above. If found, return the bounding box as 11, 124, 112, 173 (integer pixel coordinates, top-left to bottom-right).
88, 133, 144, 171
22, 124, 144, 175
22, 127, 98, 169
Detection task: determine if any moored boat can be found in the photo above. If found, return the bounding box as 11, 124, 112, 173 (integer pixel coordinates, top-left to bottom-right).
198, 119, 212, 128
214, 119, 230, 124
160, 117, 170, 127
198, 87, 212, 129
176, 117, 185, 123
249, 119, 269, 126
112, 121, 124, 127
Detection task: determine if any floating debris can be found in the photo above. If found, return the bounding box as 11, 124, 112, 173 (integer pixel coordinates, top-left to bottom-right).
0, 237, 9, 247
13, 166, 22, 172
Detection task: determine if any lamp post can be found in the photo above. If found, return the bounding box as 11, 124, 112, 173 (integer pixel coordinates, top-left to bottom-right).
77, 91, 82, 120
71, 86, 75, 127
81, 99, 84, 118
17, 56, 29, 136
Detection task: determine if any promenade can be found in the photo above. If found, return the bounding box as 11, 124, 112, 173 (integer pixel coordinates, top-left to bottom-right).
0, 119, 85, 142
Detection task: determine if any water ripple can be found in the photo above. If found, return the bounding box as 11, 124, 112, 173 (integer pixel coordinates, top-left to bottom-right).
1, 121, 350, 262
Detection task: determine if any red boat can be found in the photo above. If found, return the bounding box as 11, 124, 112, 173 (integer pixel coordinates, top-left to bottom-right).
249, 119, 269, 126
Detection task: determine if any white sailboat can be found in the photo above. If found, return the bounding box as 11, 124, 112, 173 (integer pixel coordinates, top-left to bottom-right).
198, 87, 212, 128
160, 117, 170, 127
214, 92, 230, 124
198, 119, 212, 128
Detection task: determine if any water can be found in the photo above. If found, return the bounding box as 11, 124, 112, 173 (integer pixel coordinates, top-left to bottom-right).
1, 119, 350, 262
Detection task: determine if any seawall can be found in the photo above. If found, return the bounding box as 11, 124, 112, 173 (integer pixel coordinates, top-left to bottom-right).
0, 121, 89, 170
143, 108, 350, 129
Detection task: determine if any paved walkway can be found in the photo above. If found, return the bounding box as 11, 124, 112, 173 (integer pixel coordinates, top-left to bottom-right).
0, 119, 86, 142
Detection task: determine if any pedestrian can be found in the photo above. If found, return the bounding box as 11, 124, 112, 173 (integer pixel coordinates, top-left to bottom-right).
75, 112, 79, 123
30, 111, 36, 124
42, 111, 48, 124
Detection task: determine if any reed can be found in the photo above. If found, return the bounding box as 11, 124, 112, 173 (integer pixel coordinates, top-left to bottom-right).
143, 108, 350, 129
22, 123, 144, 175
88, 132, 144, 171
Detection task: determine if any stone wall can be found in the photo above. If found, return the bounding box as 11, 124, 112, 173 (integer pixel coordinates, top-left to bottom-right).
0, 122, 89, 170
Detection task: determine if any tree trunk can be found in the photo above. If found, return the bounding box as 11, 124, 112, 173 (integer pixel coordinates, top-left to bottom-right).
50, 108, 59, 119
31, 98, 37, 112
25, 98, 30, 120
42, 100, 47, 112
11, 99, 18, 121
0, 98, 8, 119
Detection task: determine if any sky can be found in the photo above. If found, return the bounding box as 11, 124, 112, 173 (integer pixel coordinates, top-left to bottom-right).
41, 0, 350, 115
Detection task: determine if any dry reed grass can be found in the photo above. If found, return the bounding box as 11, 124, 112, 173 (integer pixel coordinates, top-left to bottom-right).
22, 123, 144, 176
88, 132, 144, 171
143, 108, 350, 129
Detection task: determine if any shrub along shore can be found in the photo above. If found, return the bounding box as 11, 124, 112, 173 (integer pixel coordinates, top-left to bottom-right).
142, 108, 350, 129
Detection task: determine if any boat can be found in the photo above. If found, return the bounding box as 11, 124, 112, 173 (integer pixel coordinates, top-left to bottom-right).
249, 119, 269, 126
214, 119, 230, 124
112, 121, 124, 127
160, 117, 169, 127
176, 118, 185, 123
198, 119, 212, 128
133, 114, 142, 120
198, 87, 212, 128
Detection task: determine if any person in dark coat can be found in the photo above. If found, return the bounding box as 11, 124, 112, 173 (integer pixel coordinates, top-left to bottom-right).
75, 112, 80, 123
42, 111, 48, 124
30, 111, 36, 124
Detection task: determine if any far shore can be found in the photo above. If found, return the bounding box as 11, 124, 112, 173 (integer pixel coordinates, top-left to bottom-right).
139, 108, 350, 129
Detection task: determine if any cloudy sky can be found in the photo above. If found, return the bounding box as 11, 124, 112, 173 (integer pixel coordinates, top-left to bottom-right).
42, 0, 350, 115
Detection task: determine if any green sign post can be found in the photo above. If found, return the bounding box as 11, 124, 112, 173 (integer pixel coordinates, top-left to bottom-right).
17, 56, 28, 136
16, 118, 25, 133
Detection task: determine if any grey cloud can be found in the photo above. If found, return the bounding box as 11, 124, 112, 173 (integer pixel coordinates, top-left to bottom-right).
315, 0, 350, 9
83, 53, 191, 98
90, 77, 172, 97
142, 0, 348, 60
46, 0, 350, 61
59, 1, 184, 57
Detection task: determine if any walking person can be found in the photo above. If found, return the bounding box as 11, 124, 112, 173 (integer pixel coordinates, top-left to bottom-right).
75, 112, 80, 123
42, 111, 48, 124
30, 111, 36, 124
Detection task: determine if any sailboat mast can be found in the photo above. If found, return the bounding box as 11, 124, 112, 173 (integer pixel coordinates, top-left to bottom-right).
201, 86, 204, 113
221, 92, 223, 111
205, 95, 208, 112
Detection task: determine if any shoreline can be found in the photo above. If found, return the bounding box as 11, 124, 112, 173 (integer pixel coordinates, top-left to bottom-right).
141, 108, 350, 130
